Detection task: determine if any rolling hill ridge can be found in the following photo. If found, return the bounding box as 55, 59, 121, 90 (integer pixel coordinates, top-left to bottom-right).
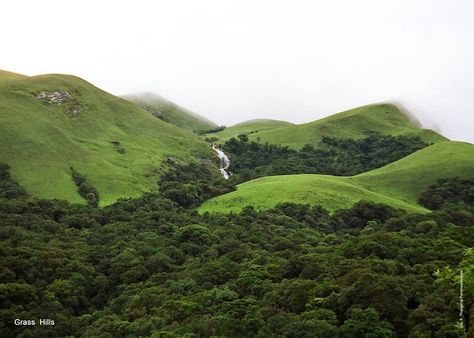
207, 103, 446, 149
0, 71, 212, 205
0, 70, 463, 212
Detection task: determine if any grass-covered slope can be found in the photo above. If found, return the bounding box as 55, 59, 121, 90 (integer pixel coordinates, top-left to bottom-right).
0, 72, 211, 205
205, 119, 293, 141
123, 92, 218, 133
353, 141, 474, 204
199, 141, 474, 213
200, 174, 427, 214
209, 104, 446, 149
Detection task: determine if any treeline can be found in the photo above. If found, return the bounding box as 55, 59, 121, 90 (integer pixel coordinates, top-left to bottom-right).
0, 165, 472, 337
222, 134, 428, 183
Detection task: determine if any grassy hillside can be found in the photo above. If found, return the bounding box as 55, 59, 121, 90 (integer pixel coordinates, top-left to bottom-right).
199, 141, 474, 213
123, 92, 218, 133
199, 174, 427, 214
354, 141, 474, 204
0, 70, 26, 82
205, 119, 293, 141
209, 104, 446, 149
0, 72, 211, 205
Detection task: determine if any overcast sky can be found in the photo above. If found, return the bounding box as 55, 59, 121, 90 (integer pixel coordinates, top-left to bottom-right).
2, 0, 473, 142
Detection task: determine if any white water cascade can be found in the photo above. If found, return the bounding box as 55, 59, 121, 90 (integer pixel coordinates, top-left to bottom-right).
212, 144, 230, 179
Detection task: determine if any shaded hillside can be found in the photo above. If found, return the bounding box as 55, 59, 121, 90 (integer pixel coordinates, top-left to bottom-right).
123, 92, 218, 133
0, 71, 211, 205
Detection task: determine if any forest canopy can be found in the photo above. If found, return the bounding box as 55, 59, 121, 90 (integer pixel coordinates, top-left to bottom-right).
220, 133, 429, 183
0, 161, 472, 337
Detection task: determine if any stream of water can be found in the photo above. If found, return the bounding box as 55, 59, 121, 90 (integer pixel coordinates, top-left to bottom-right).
212, 144, 230, 179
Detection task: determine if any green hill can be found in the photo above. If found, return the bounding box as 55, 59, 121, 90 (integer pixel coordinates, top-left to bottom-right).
199, 174, 427, 214
205, 119, 293, 141
353, 141, 474, 204
0, 71, 211, 205
123, 92, 218, 133
208, 104, 446, 149
199, 141, 474, 213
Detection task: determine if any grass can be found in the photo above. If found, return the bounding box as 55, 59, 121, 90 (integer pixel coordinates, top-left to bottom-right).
199, 175, 428, 214
208, 104, 446, 149
0, 72, 212, 205
123, 92, 218, 133
353, 141, 474, 204
199, 141, 474, 214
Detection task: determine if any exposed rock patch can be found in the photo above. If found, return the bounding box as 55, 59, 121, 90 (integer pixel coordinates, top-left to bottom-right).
37, 91, 71, 104
36, 90, 82, 117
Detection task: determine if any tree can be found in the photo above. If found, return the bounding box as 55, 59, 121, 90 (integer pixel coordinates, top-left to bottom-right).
340, 307, 396, 338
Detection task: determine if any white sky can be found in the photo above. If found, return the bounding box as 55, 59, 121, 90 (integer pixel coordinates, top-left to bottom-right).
2, 0, 473, 142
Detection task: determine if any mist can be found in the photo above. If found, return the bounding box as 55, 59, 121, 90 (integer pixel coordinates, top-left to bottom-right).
1, 0, 473, 142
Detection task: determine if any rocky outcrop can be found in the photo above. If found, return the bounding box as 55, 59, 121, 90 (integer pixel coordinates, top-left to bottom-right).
36, 91, 71, 104
36, 90, 81, 117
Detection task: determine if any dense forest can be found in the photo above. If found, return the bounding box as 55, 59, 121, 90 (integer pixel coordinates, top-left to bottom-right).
220, 133, 429, 183
0, 158, 472, 337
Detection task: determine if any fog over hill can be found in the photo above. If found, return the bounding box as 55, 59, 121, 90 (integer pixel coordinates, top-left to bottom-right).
1, 0, 473, 143
122, 92, 218, 133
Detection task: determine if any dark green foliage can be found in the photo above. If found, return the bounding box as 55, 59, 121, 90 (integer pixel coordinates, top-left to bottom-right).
159, 162, 235, 208
418, 178, 474, 227
332, 201, 402, 230
418, 177, 474, 210
222, 133, 428, 183
70, 167, 99, 207
320, 134, 428, 173
340, 307, 395, 338
0, 163, 27, 199
0, 165, 472, 337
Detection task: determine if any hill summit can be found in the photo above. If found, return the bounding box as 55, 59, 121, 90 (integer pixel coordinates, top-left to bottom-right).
207, 103, 446, 148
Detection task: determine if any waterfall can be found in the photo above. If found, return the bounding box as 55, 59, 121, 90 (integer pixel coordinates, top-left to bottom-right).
212, 144, 230, 179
